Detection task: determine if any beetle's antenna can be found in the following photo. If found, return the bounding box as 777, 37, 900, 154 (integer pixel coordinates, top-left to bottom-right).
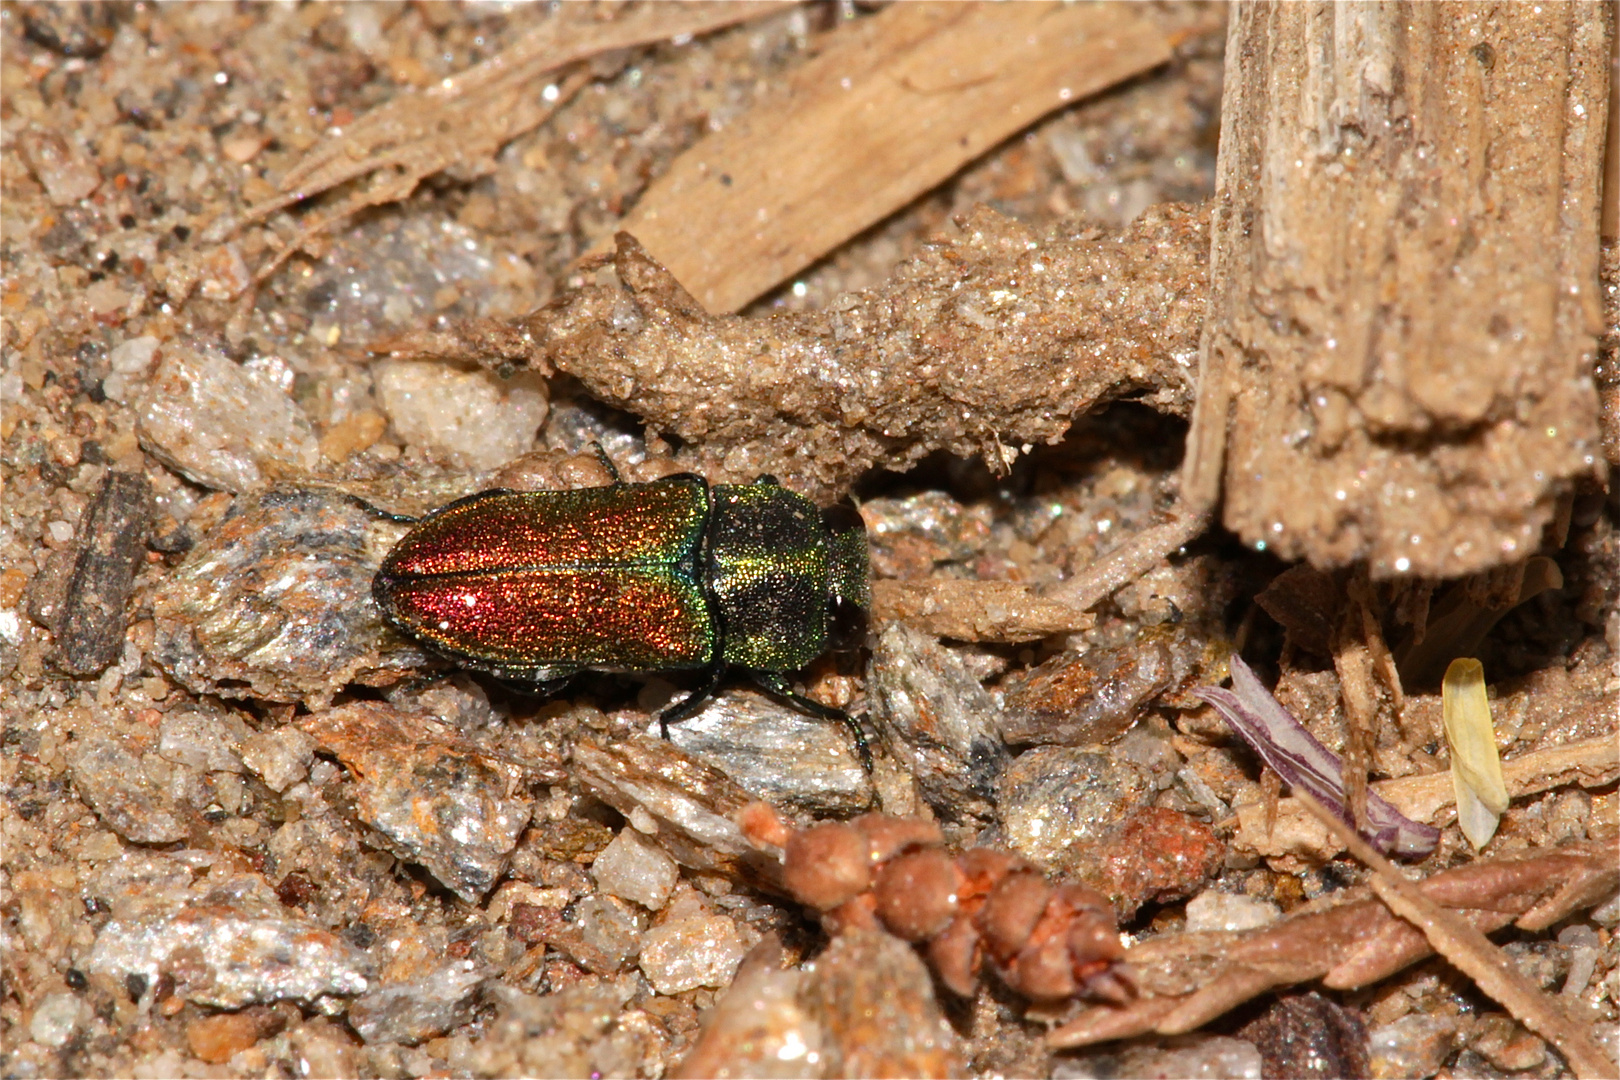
589, 441, 624, 483
341, 492, 417, 524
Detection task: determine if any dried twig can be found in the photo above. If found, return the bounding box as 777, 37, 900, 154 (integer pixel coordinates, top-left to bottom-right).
1049, 841, 1617, 1050
1044, 507, 1211, 612
1293, 789, 1616, 1080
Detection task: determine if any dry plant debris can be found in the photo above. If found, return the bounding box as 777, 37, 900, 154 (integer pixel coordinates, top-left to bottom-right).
240, 2, 788, 289
1231, 733, 1619, 862
1294, 790, 1617, 1080
1050, 841, 1618, 1053
601, 2, 1171, 313
1196, 654, 1440, 856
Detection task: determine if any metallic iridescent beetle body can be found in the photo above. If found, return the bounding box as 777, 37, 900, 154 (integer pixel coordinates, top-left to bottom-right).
372, 474, 869, 733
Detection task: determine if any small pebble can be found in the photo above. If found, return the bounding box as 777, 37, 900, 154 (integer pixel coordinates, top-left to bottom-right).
348, 963, 486, 1046
592, 828, 679, 911
240, 727, 315, 793
639, 915, 747, 994
187, 1011, 262, 1064
1367, 1014, 1459, 1080
136, 342, 320, 492
373, 359, 548, 471
158, 710, 248, 773
1184, 890, 1281, 933
67, 738, 187, 844
28, 992, 87, 1049
995, 746, 1154, 872
20, 130, 101, 205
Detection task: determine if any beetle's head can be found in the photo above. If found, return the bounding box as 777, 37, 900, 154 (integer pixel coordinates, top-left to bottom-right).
822, 503, 870, 649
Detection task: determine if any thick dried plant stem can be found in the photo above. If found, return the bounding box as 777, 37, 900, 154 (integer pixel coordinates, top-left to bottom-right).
1184, 2, 1610, 578
1293, 790, 1615, 1080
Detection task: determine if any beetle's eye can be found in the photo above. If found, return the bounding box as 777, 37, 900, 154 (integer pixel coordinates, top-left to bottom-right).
826, 595, 868, 651
821, 502, 870, 610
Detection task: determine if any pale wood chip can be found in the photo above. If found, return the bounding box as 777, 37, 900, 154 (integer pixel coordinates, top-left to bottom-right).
602, 1, 1171, 313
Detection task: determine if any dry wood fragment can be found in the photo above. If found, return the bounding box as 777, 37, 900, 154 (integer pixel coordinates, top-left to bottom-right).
1232, 733, 1620, 860
1183, 2, 1611, 578
602, 2, 1171, 314
1048, 840, 1618, 1052
240, 3, 786, 286
1045, 507, 1211, 612
870, 580, 1094, 643
1294, 790, 1615, 1080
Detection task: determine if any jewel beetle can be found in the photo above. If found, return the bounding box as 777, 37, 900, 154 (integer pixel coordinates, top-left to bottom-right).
372, 469, 870, 742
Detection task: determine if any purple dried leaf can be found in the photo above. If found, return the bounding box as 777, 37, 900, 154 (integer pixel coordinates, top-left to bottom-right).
1193, 655, 1439, 857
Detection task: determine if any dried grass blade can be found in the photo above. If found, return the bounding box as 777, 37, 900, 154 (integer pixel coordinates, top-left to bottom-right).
601, 1, 1171, 313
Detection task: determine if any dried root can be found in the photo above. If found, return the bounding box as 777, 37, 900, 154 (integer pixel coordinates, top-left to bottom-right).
738, 803, 1134, 1005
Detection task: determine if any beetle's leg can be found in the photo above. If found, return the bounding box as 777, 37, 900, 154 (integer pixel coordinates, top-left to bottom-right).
749, 672, 873, 773
341, 492, 418, 524
658, 664, 728, 738
588, 441, 624, 484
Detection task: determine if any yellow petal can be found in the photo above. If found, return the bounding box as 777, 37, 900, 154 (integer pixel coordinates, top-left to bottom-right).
1442, 658, 1510, 849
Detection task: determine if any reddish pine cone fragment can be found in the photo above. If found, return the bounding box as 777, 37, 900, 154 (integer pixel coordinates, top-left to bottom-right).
741, 805, 1134, 1005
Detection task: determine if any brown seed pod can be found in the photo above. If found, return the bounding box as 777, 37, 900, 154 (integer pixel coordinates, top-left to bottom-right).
850, 812, 944, 863
782, 822, 872, 911
741, 802, 1135, 1009
977, 870, 1054, 960
926, 913, 983, 998
874, 848, 964, 942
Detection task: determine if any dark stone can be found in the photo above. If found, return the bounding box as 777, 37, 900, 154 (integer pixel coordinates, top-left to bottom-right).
54, 471, 152, 675
1237, 991, 1370, 1080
